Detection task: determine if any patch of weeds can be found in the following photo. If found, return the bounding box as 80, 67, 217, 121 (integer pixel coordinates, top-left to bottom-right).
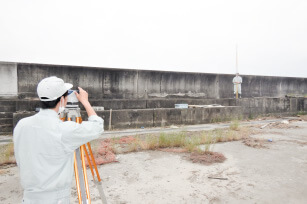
210, 118, 222, 123
0, 143, 16, 166
203, 133, 214, 152
194, 146, 204, 154
184, 138, 199, 152
225, 130, 234, 141
248, 113, 255, 120
128, 140, 140, 152
297, 111, 307, 116
215, 131, 224, 143
230, 120, 240, 131
158, 133, 172, 148
145, 135, 159, 150
171, 132, 186, 147
211, 129, 223, 142
90, 127, 255, 166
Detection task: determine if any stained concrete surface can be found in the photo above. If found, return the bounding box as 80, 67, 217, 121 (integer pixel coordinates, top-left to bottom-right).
2, 96, 305, 135
0, 62, 17, 96
1, 120, 307, 203
5, 62, 307, 99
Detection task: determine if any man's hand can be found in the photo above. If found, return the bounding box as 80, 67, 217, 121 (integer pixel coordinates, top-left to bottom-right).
74, 87, 97, 117
75, 87, 89, 105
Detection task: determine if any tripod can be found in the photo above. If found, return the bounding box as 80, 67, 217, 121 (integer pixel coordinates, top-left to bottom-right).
60, 104, 108, 204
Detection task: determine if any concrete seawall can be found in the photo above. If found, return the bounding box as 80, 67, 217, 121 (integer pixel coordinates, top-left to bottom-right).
1, 62, 305, 99
13, 96, 306, 114
12, 97, 306, 130
1, 62, 307, 134
12, 107, 242, 130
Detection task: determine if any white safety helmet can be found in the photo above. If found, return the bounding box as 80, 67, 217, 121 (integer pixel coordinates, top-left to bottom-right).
37, 76, 73, 101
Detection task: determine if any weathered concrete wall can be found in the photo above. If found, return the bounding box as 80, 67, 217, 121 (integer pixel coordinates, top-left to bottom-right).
14, 97, 305, 115
15, 62, 307, 99
13, 106, 242, 130
12, 97, 306, 131
0, 62, 18, 97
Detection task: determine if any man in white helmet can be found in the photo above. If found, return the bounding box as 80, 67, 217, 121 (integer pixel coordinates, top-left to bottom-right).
232, 73, 242, 98
13, 76, 104, 204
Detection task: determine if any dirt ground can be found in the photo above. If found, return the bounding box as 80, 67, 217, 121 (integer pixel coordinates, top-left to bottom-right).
1, 119, 307, 204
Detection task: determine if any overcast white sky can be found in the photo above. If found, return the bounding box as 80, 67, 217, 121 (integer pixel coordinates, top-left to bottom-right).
0, 0, 306, 77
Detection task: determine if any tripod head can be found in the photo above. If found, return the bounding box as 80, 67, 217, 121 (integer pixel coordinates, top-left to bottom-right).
66, 89, 79, 108
60, 89, 81, 120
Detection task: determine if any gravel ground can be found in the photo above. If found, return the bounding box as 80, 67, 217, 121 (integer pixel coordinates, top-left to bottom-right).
1, 119, 307, 204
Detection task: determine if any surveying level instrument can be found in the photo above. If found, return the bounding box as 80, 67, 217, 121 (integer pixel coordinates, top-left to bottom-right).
60, 90, 108, 204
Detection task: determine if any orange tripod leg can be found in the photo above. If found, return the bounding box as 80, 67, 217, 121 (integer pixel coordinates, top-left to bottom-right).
83, 145, 96, 181
67, 112, 105, 203
87, 143, 102, 182
74, 152, 82, 204
80, 146, 91, 204
77, 116, 92, 203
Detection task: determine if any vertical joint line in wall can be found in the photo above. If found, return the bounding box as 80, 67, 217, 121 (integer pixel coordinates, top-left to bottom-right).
259, 78, 263, 97
181, 110, 183, 125
279, 81, 282, 97
16, 63, 19, 97
216, 75, 220, 99
136, 71, 139, 98
153, 109, 155, 127
160, 73, 162, 94
100, 72, 104, 98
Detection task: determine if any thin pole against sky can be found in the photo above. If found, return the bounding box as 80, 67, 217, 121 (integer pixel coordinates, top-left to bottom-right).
235, 44, 239, 99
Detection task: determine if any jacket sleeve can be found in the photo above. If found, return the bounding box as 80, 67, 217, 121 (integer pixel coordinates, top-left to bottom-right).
60, 115, 104, 152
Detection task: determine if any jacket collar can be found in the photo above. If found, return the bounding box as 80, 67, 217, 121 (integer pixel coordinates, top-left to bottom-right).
38, 108, 59, 118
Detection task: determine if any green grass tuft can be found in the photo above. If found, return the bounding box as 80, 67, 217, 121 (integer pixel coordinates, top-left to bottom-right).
230, 120, 240, 131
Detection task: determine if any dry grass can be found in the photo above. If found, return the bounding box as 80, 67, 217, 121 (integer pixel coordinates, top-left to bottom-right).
229, 120, 240, 131
110, 126, 253, 154
0, 124, 256, 168
93, 125, 255, 165
143, 136, 158, 150
0, 124, 255, 168
190, 151, 226, 165
0, 143, 16, 167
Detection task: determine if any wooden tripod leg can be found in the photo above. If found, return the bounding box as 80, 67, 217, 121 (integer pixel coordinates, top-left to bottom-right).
87, 142, 102, 182
87, 143, 108, 204
83, 144, 96, 181
70, 112, 105, 203
80, 146, 91, 204
74, 152, 82, 204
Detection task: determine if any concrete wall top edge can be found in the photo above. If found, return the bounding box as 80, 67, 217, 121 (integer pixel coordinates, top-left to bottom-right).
8, 61, 306, 79
0, 61, 17, 66
16, 62, 223, 76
